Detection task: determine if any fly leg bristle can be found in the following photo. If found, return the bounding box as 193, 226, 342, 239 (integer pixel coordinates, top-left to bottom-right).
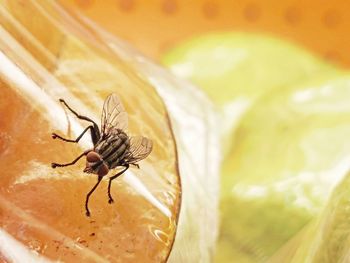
51, 162, 69, 168
108, 194, 114, 204
107, 179, 115, 204
50, 151, 90, 169
85, 175, 103, 217
107, 165, 129, 204
107, 179, 114, 204
51, 162, 68, 168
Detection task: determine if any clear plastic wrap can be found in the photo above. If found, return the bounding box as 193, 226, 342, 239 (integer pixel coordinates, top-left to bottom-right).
0, 1, 220, 262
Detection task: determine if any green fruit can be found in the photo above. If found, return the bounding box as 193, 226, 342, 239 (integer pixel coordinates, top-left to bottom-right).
219, 74, 350, 262
162, 32, 337, 106
271, 169, 350, 263
161, 32, 348, 263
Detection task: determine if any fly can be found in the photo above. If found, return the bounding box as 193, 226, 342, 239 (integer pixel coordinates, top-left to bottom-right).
51, 94, 153, 216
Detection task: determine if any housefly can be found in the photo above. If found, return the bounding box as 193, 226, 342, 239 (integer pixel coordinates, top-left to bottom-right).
51, 94, 153, 216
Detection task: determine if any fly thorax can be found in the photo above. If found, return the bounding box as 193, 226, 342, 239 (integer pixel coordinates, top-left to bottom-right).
96, 130, 130, 169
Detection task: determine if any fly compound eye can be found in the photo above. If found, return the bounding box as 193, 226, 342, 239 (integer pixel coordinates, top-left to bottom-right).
98, 163, 109, 177
86, 151, 101, 162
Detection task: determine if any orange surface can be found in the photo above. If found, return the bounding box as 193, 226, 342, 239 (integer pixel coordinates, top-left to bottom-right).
60, 0, 350, 68
0, 80, 175, 263
0, 1, 181, 261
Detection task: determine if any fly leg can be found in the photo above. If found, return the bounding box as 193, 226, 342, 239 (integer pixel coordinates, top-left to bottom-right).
59, 99, 100, 145
107, 165, 129, 204
51, 150, 90, 168
52, 125, 95, 143
130, 163, 140, 169
85, 175, 103, 217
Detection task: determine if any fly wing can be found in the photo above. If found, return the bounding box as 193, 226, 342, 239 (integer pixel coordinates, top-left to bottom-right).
101, 94, 128, 135
126, 136, 153, 163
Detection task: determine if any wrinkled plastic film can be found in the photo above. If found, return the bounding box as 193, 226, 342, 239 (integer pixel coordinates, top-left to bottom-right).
72, 14, 221, 262
0, 1, 220, 262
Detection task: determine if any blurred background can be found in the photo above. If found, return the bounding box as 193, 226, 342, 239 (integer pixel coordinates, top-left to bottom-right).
60, 0, 349, 67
